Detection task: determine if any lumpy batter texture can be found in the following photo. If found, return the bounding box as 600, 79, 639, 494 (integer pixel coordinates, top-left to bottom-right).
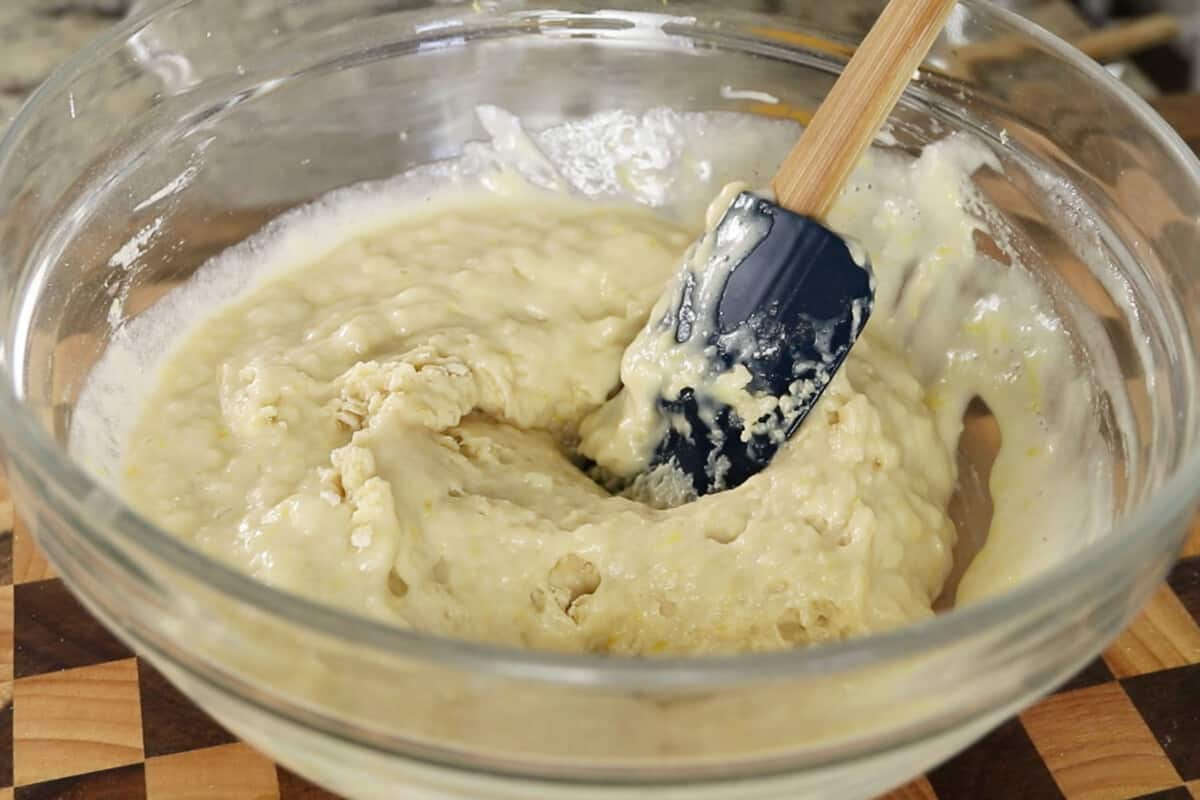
80, 109, 1108, 654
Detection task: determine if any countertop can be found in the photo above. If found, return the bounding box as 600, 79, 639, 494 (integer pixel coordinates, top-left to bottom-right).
0, 1, 130, 127
0, 0, 1164, 128
3, 3, 1200, 800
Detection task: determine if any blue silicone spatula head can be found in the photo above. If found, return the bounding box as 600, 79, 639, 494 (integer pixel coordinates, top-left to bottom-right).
646, 193, 874, 495
596, 0, 958, 499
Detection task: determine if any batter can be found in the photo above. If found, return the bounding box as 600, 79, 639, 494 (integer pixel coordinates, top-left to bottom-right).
74, 108, 1110, 655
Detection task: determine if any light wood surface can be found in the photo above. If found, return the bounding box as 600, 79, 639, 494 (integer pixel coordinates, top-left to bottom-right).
144, 742, 280, 800
1019, 683, 1182, 799
12, 517, 53, 586
954, 12, 1180, 73
771, 0, 958, 219
1103, 583, 1200, 679
1060, 12, 1179, 63
12, 658, 144, 786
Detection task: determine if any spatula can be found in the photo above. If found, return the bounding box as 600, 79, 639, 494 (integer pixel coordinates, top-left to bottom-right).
592, 0, 959, 499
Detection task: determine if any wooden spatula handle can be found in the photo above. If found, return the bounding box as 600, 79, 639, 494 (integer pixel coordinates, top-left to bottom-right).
771, 0, 958, 220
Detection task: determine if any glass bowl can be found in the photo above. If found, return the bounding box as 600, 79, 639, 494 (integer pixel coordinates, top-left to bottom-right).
2, 1, 1199, 798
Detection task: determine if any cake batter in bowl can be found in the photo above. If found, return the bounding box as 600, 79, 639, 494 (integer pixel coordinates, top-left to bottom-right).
1, 1, 1198, 798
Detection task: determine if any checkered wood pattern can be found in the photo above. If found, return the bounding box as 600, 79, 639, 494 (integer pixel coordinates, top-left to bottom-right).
0, 467, 1197, 800
881, 526, 1200, 800
0, 476, 339, 799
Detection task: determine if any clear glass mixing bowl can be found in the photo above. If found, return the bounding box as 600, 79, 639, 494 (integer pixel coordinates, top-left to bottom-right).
2, 1, 1199, 798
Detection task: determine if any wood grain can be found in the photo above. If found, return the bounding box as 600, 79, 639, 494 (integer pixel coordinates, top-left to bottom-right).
1073, 13, 1180, 63
276, 768, 342, 799
137, 662, 235, 759
13, 580, 133, 680
880, 776, 938, 800
12, 659, 143, 786
0, 469, 11, 539
144, 743, 279, 800
1103, 584, 1200, 678
953, 13, 1179, 73
0, 588, 12, 685
13, 764, 147, 800
11, 517, 53, 586
772, 0, 957, 219
1183, 515, 1200, 560
1020, 682, 1181, 799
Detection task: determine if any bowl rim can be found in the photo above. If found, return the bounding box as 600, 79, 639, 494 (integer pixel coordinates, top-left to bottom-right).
2, 0, 1199, 691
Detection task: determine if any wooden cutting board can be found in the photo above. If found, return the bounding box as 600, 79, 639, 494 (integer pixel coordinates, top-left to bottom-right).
0, 94, 1198, 800
0, 482, 1197, 800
